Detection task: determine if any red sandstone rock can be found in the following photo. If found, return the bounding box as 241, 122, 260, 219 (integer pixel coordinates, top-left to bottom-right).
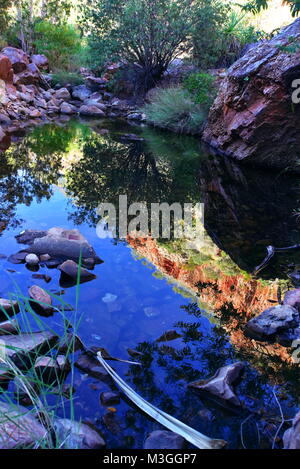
0, 54, 13, 83
2, 47, 29, 73
203, 18, 300, 170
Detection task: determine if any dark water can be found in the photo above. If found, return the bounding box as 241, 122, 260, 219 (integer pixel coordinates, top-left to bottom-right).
0, 118, 299, 449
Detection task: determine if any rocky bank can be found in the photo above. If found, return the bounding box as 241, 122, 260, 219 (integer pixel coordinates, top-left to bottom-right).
0, 47, 142, 145
203, 18, 300, 171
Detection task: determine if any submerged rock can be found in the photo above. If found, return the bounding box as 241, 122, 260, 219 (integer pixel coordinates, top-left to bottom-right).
29, 285, 53, 316
156, 330, 182, 342
16, 227, 101, 265
75, 353, 110, 381
0, 402, 47, 448
53, 418, 105, 449
283, 411, 300, 449
188, 362, 244, 407
144, 430, 185, 450
203, 18, 300, 170
58, 259, 96, 286
245, 305, 300, 342
100, 391, 120, 406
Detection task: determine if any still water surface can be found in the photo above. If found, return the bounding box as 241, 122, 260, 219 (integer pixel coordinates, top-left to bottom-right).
0, 118, 299, 449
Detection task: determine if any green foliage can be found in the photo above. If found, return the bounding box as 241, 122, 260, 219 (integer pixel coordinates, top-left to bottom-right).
81, 0, 207, 92
0, 0, 11, 35
184, 72, 216, 106
34, 20, 81, 71
243, 0, 300, 17
192, 0, 230, 69
143, 87, 206, 134
51, 71, 84, 87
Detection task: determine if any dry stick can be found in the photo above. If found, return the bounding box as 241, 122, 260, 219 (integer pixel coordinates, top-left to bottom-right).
272, 388, 285, 450
253, 244, 300, 275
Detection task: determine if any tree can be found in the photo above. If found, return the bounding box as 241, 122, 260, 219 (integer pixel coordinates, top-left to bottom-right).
242, 0, 300, 16
81, 0, 206, 93
0, 0, 12, 36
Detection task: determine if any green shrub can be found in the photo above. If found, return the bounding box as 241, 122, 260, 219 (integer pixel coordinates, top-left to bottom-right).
143, 87, 206, 135
51, 71, 84, 87
34, 20, 82, 71
184, 72, 216, 106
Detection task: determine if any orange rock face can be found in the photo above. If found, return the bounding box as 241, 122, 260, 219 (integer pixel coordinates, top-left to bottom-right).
0, 54, 13, 84
127, 235, 294, 373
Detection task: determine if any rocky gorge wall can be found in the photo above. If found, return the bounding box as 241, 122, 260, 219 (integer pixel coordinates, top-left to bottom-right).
203, 18, 300, 171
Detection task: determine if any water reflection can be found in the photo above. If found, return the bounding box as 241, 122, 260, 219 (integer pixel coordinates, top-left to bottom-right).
0, 119, 299, 449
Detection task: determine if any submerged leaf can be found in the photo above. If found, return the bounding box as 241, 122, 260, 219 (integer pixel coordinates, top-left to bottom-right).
97, 352, 227, 450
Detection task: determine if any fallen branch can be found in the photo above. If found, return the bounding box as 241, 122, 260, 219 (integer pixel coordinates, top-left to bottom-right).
97, 352, 227, 449
253, 244, 300, 275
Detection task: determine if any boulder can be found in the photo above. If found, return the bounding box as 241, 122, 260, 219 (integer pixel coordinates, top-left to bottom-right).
31, 54, 49, 72
54, 87, 71, 100
245, 305, 300, 342
1, 47, 29, 73
60, 102, 77, 115
83, 99, 106, 111
0, 318, 18, 335
72, 85, 92, 101
52, 418, 105, 449
0, 331, 58, 368
188, 362, 244, 407
284, 289, 300, 310
0, 402, 47, 448
85, 76, 107, 91
79, 104, 105, 117
0, 298, 20, 318
14, 70, 40, 86
28, 285, 53, 316
203, 18, 300, 170
283, 411, 300, 449
144, 430, 185, 450
0, 53, 13, 83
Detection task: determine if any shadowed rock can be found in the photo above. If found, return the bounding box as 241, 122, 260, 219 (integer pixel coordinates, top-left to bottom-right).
0, 331, 58, 369
75, 353, 110, 381
16, 227, 101, 265
34, 355, 70, 384
203, 18, 300, 170
144, 430, 185, 450
52, 418, 105, 449
0, 402, 47, 448
0, 299, 20, 320
245, 305, 300, 343
188, 362, 244, 407
284, 289, 300, 311
58, 259, 96, 287
0, 319, 18, 335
